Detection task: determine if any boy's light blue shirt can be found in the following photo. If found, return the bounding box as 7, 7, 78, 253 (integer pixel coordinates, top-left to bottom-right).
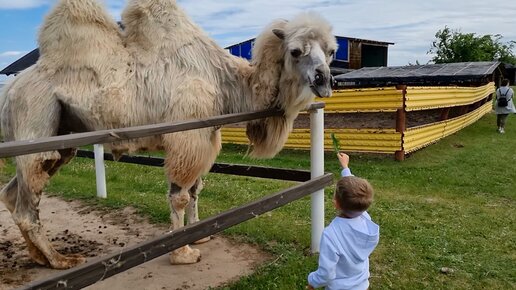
308, 168, 379, 290
341, 167, 352, 177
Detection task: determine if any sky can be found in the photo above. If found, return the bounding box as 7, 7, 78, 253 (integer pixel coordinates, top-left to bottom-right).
1, 0, 516, 82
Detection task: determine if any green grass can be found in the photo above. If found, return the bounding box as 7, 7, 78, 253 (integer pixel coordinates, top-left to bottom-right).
1, 113, 515, 289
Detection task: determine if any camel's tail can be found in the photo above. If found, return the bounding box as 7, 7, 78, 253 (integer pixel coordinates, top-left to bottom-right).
37, 0, 125, 71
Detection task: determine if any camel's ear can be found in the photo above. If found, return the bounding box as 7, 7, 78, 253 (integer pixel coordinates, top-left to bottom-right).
272, 29, 285, 40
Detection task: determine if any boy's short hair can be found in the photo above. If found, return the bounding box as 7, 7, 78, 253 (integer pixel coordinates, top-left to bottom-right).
501, 79, 509, 86
335, 176, 374, 212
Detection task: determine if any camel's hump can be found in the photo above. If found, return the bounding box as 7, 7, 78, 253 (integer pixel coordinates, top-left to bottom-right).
37, 0, 124, 62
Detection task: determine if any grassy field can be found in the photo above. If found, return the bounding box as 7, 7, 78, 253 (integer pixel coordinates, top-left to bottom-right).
1, 112, 515, 289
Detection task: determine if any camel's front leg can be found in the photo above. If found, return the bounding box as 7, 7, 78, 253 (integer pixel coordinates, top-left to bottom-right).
164, 127, 221, 265
168, 182, 201, 264
186, 178, 211, 244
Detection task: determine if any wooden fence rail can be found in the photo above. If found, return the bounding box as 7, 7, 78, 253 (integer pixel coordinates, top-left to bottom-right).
0, 109, 277, 158
0, 103, 324, 159
76, 150, 312, 182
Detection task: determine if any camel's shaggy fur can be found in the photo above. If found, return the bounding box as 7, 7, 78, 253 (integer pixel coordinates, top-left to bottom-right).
0, 0, 336, 268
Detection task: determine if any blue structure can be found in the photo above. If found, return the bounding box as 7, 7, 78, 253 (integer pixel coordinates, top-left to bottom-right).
335, 37, 349, 61
226, 35, 393, 74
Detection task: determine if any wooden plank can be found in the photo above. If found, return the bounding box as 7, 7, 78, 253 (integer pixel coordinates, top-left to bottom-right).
209, 163, 311, 182
395, 108, 406, 133
19, 173, 333, 290
439, 108, 451, 121
76, 150, 312, 182
395, 150, 405, 161
0, 109, 281, 158
0, 103, 325, 159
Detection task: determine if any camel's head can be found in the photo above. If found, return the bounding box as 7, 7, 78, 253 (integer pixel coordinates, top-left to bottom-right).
273, 13, 337, 98
246, 13, 337, 159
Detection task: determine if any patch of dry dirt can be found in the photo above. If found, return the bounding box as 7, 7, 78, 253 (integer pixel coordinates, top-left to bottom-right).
0, 196, 268, 290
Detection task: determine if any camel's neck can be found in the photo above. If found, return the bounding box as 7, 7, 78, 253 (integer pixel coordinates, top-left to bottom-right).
233, 52, 307, 119
226, 25, 289, 115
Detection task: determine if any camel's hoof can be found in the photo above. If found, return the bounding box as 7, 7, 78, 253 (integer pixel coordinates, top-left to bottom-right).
50, 254, 86, 269
193, 236, 211, 244
28, 248, 50, 266
169, 246, 201, 264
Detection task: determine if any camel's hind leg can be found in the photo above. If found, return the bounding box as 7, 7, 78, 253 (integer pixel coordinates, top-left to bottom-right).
1, 177, 49, 266
165, 128, 221, 264
10, 149, 83, 269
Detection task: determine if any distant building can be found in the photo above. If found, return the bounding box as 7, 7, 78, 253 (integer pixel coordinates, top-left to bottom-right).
226, 36, 394, 75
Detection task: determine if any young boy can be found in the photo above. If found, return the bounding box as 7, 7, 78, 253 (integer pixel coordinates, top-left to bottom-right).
307, 153, 379, 290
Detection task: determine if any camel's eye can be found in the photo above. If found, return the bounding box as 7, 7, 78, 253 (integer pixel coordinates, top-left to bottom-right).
290, 48, 302, 58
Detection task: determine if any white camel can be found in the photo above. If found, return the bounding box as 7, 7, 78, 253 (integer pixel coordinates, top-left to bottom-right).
0, 0, 336, 269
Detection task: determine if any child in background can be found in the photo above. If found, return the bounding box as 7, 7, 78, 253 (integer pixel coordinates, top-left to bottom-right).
307, 153, 379, 290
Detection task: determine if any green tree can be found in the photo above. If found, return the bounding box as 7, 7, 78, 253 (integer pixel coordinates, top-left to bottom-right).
428, 27, 516, 64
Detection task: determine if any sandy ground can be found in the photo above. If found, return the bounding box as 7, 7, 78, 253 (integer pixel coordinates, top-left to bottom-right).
0, 196, 268, 290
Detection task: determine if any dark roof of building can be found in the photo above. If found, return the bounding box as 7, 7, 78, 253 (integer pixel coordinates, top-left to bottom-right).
341, 36, 394, 46
335, 61, 502, 87
225, 35, 394, 49
330, 67, 354, 76
0, 48, 39, 76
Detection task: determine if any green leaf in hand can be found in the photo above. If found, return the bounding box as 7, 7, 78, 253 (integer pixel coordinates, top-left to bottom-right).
331, 133, 341, 154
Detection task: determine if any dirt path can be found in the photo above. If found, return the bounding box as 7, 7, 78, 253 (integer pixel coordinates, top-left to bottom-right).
0, 196, 268, 290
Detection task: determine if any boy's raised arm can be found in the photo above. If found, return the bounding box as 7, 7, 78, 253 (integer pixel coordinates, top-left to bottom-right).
338, 153, 353, 177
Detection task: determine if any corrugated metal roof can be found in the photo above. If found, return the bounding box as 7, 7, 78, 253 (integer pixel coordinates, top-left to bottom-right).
335, 61, 501, 87
0, 49, 39, 76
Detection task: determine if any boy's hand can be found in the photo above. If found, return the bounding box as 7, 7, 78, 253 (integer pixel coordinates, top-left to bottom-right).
337, 152, 349, 168
306, 285, 315, 290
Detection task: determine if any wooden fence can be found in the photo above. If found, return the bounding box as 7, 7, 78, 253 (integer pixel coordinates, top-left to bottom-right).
0, 103, 332, 289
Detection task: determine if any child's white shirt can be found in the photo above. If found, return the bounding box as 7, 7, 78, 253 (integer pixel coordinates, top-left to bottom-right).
308, 168, 380, 290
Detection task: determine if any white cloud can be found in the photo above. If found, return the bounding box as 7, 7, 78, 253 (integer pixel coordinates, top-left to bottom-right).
0, 51, 26, 57
0, 0, 49, 9
174, 0, 516, 66
2, 0, 516, 66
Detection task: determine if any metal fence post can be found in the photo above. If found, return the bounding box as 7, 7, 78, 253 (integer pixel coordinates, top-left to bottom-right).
310, 107, 325, 253
94, 144, 107, 198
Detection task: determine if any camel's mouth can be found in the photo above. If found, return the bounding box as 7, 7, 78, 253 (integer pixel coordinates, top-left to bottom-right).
310, 85, 324, 98
310, 82, 332, 98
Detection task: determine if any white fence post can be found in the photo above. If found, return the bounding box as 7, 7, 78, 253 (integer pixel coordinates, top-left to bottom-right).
310, 107, 325, 253
94, 144, 107, 199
